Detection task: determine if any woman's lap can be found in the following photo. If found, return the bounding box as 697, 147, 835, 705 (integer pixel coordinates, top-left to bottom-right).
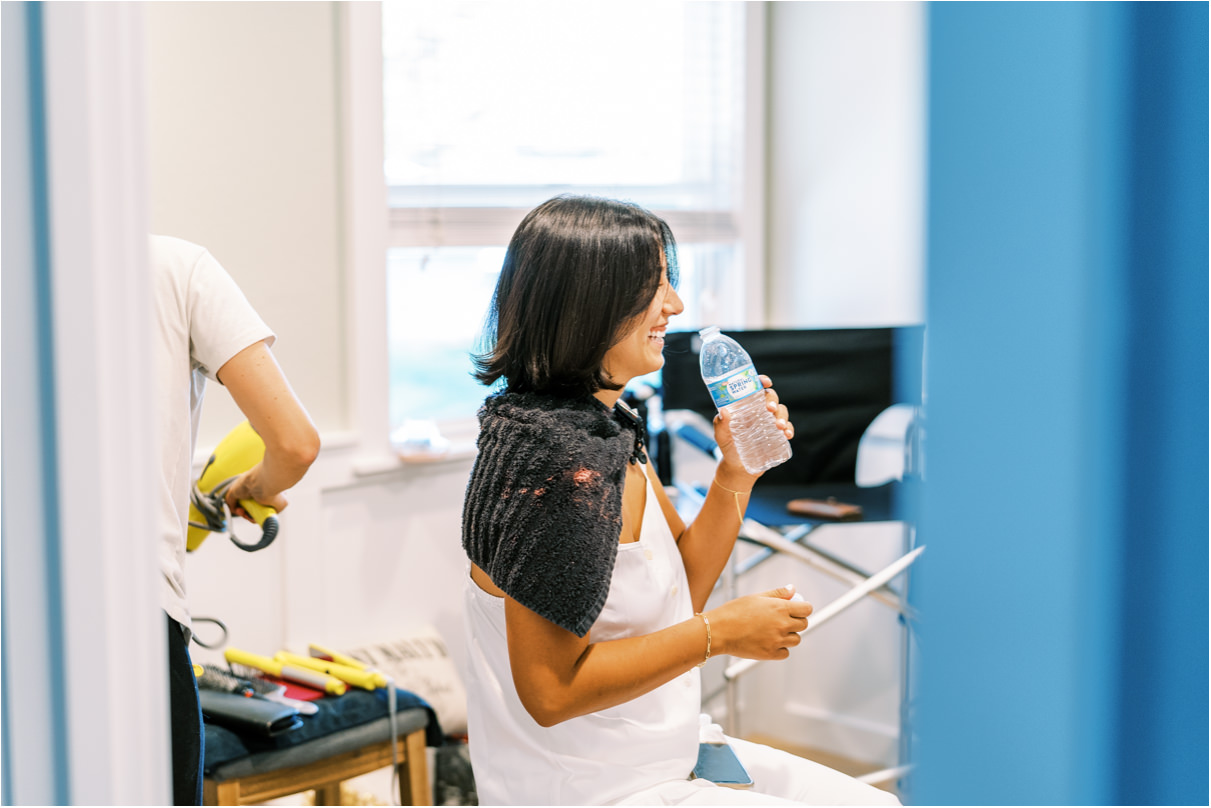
727, 735, 901, 805
613, 736, 901, 806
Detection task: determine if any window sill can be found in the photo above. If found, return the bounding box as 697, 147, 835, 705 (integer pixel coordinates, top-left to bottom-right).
393, 442, 478, 466
350, 442, 477, 478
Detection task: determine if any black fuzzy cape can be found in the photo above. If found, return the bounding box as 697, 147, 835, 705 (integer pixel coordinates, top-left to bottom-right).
462, 391, 645, 637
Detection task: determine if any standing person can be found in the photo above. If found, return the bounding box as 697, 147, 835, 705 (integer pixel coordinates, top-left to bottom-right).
152, 235, 320, 805
460, 196, 900, 805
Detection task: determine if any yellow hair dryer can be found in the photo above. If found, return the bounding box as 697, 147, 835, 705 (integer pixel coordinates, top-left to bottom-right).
187, 420, 279, 552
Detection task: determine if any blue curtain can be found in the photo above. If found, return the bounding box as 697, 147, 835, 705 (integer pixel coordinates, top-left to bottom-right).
917, 2, 1207, 804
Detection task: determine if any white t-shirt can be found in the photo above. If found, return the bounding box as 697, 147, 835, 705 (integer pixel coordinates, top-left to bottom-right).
464, 473, 701, 805
152, 235, 274, 635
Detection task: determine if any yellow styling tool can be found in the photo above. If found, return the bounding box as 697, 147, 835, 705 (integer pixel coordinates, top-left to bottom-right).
309, 643, 369, 671
274, 652, 384, 691
187, 421, 279, 553
309, 643, 391, 689
224, 647, 346, 696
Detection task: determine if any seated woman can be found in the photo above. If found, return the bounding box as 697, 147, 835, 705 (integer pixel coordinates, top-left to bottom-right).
461, 195, 901, 806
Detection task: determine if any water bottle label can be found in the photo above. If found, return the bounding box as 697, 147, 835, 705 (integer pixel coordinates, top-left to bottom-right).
706, 366, 762, 408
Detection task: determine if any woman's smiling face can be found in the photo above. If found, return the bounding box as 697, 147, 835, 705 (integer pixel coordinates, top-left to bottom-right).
601, 264, 684, 388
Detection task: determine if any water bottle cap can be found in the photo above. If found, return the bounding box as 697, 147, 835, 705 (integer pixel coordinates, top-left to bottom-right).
698, 326, 721, 339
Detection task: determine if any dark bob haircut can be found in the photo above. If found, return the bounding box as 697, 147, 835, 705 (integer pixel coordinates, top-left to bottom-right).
472, 195, 679, 397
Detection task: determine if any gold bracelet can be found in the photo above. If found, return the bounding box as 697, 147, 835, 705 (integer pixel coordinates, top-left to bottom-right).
711, 479, 752, 522
695, 613, 712, 668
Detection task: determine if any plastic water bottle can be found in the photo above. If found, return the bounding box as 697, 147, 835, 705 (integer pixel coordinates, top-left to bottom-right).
697, 326, 792, 475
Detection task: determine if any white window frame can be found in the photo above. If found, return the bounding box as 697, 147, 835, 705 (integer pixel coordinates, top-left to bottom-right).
339, 2, 397, 466
340, 2, 766, 457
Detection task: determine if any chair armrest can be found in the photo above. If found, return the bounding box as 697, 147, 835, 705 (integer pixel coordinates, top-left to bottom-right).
736, 518, 914, 616
663, 408, 723, 461
672, 421, 720, 457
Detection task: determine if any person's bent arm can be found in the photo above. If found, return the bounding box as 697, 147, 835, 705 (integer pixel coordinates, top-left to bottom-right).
501, 578, 810, 727
217, 340, 320, 516
659, 377, 793, 612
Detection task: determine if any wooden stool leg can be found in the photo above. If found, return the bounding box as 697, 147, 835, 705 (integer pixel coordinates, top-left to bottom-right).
397, 729, 431, 806
314, 781, 343, 805
203, 778, 241, 806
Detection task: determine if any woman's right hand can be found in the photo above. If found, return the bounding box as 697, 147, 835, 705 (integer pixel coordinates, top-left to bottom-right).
711, 375, 794, 482
706, 586, 812, 660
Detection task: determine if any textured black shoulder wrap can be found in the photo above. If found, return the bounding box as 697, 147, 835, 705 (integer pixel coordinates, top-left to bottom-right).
461, 391, 641, 637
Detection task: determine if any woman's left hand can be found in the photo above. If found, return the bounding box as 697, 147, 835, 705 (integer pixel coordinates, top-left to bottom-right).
712, 375, 794, 481
224, 467, 289, 522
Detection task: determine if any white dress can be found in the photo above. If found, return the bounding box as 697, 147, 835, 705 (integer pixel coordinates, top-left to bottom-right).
464, 473, 700, 805
464, 474, 902, 806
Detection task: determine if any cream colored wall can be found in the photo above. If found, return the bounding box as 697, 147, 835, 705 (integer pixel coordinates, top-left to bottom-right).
753, 3, 924, 765
766, 1, 925, 328
145, 1, 348, 445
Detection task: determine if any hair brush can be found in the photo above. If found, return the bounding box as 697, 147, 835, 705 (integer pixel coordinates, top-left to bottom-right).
197, 663, 318, 715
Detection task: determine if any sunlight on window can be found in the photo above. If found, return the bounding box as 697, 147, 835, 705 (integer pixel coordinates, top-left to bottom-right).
386, 246, 503, 424
383, 0, 747, 425
386, 242, 736, 424
384, 1, 691, 193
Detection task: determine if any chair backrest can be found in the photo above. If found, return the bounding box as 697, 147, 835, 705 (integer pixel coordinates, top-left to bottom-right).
659, 327, 924, 486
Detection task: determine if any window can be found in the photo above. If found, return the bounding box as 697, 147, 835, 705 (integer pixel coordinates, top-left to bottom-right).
383, 0, 755, 426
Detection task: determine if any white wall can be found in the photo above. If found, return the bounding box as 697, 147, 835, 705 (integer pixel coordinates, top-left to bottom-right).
145, 0, 349, 444
766, 1, 925, 328
754, 2, 924, 766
